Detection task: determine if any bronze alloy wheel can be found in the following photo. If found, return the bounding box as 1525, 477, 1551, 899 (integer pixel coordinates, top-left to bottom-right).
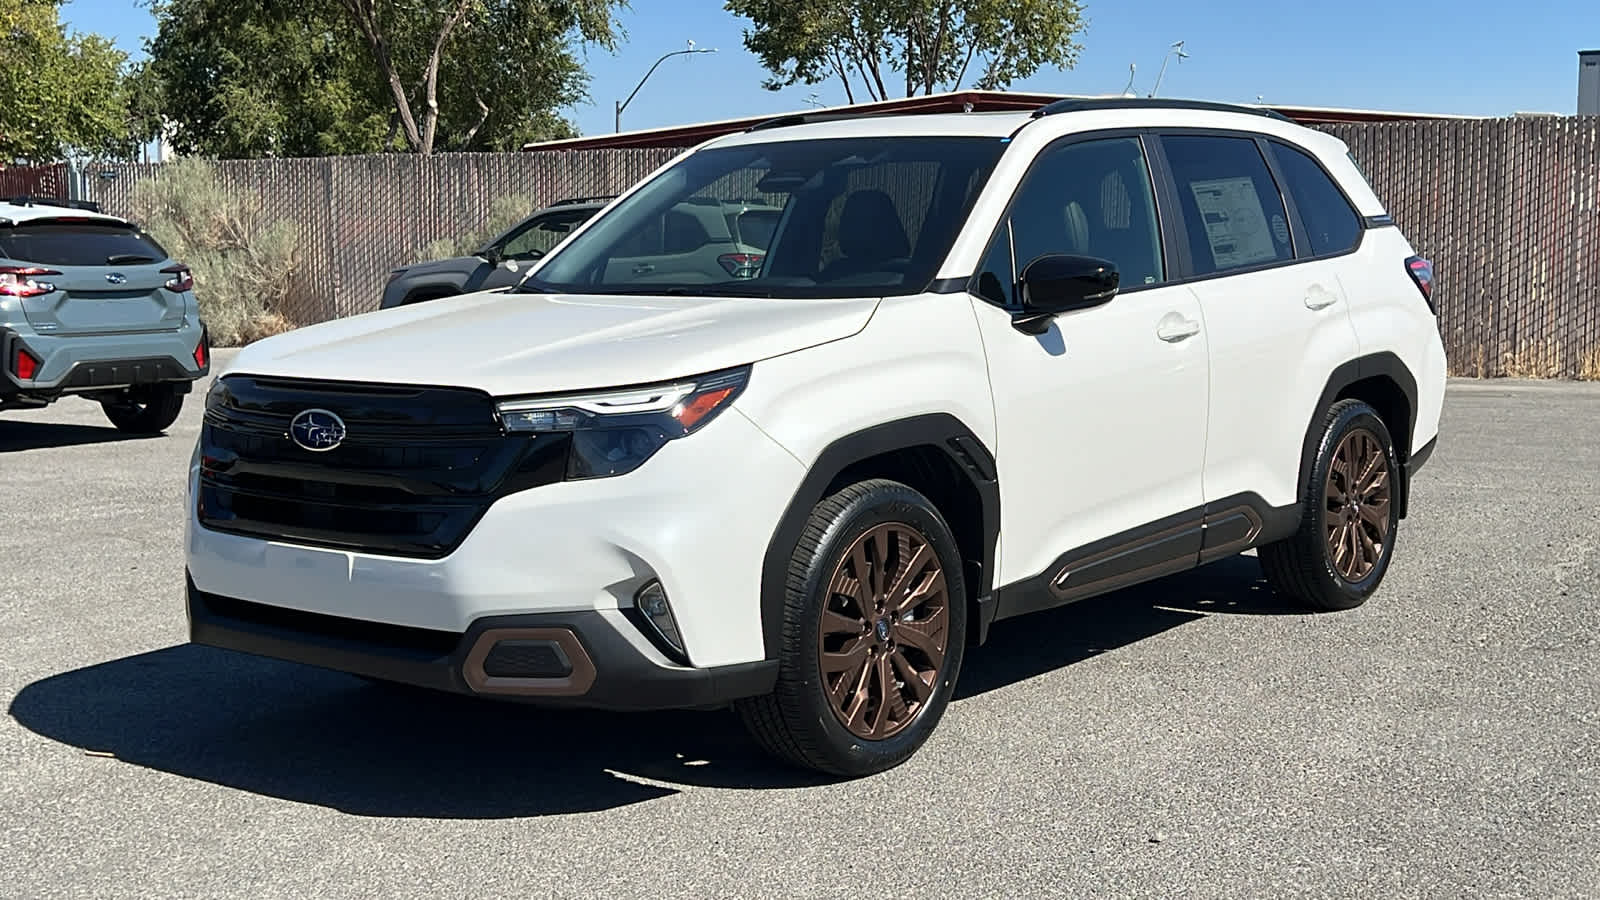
1323, 427, 1393, 582
817, 522, 950, 741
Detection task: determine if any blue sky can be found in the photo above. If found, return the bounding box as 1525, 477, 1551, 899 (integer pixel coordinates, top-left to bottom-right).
63, 0, 1600, 137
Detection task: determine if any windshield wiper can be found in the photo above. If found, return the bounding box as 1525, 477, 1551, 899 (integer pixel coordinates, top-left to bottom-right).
106, 253, 159, 265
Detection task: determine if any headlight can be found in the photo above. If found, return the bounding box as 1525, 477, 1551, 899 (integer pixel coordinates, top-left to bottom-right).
495, 366, 750, 479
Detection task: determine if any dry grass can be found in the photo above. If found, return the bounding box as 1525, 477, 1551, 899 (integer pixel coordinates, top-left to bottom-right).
1499, 341, 1566, 379
1579, 344, 1600, 381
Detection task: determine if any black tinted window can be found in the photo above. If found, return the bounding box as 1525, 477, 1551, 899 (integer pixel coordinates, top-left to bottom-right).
1006, 137, 1164, 290
0, 222, 168, 267
973, 221, 1015, 307
1161, 135, 1293, 275
1270, 141, 1361, 256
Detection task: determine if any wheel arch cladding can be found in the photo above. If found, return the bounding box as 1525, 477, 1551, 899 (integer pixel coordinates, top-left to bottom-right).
759, 414, 1000, 658
1305, 352, 1418, 518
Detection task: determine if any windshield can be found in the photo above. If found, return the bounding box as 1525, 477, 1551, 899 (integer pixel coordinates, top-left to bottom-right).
526, 137, 1007, 298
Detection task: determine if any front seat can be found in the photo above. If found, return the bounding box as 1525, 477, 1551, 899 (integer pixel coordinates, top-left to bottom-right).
820, 190, 911, 282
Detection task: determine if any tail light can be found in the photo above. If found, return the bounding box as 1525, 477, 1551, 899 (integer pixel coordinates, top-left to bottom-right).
12, 345, 41, 380
162, 263, 194, 293
1405, 256, 1434, 313
0, 266, 61, 298
717, 253, 764, 279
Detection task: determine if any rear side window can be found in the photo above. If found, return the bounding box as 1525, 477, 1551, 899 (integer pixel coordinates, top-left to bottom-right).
1269, 141, 1362, 256
1267, 141, 1356, 256
1160, 135, 1294, 276
0, 222, 168, 267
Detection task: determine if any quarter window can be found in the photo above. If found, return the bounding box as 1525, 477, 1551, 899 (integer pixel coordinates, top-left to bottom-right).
1269, 141, 1362, 256
1161, 135, 1294, 276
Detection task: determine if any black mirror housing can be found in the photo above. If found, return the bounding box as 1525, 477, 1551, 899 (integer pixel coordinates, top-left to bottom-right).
1013, 254, 1120, 334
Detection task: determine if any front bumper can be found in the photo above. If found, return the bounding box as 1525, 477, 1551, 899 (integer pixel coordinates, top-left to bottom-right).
1, 323, 208, 397
187, 577, 777, 709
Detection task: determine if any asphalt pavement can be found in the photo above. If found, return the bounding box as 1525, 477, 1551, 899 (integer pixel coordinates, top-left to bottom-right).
2, 357, 1598, 899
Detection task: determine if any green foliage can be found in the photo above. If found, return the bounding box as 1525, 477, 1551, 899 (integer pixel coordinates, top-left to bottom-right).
129, 157, 302, 345
0, 0, 139, 161
725, 0, 1085, 101
144, 0, 623, 158
412, 193, 536, 262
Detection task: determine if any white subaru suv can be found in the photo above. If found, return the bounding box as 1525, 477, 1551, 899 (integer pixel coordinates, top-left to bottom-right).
185, 99, 1446, 776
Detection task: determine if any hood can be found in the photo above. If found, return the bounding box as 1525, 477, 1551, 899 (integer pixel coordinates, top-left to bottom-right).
224, 289, 880, 396
389, 255, 484, 279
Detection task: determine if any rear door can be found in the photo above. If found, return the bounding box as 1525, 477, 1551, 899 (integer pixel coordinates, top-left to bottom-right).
0, 219, 185, 335
1153, 131, 1361, 512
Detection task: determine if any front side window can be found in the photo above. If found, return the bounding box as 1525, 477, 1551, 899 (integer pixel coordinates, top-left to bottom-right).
1161, 134, 1294, 276
528, 137, 1007, 299
1269, 141, 1361, 256
973, 135, 1164, 307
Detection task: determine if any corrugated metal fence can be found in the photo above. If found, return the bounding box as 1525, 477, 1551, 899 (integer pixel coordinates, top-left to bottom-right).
36, 118, 1600, 375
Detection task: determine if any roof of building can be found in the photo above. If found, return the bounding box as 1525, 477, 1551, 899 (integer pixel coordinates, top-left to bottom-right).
523, 89, 1476, 153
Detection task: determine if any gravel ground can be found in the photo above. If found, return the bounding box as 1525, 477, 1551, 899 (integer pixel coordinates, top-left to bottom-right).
2, 359, 1597, 899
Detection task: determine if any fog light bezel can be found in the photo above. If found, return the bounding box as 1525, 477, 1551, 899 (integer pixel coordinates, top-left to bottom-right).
633, 580, 688, 664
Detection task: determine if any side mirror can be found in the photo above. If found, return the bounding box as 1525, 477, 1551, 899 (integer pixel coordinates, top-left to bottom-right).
1012, 254, 1120, 335
481, 245, 504, 265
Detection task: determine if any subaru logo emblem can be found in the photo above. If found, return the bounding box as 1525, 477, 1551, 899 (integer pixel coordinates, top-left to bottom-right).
105, 272, 127, 285
875, 619, 892, 642
289, 408, 347, 452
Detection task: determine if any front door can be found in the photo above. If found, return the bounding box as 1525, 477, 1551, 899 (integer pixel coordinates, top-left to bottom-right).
969, 135, 1210, 595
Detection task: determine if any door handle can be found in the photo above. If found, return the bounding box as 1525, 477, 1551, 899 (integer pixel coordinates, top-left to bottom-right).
1304, 286, 1339, 310
1156, 313, 1201, 343
632, 263, 655, 275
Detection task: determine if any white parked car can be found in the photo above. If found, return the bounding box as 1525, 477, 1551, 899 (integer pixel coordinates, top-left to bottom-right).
184, 98, 1446, 776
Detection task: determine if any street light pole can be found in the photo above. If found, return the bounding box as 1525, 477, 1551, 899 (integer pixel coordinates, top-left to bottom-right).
616, 42, 717, 132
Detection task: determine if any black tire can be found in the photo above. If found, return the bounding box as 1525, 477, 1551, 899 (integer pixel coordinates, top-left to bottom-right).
1260, 399, 1401, 611
736, 479, 967, 777
101, 384, 184, 434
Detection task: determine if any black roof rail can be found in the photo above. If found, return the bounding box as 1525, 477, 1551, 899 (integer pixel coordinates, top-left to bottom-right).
1031, 97, 1294, 123
550, 195, 615, 206
3, 195, 103, 213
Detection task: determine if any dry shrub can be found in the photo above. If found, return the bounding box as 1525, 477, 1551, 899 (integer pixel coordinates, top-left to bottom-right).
412, 193, 536, 262
130, 158, 303, 346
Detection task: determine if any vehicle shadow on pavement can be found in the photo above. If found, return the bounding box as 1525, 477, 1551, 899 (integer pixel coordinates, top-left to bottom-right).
8, 555, 1294, 817
0, 421, 156, 452
956, 553, 1303, 699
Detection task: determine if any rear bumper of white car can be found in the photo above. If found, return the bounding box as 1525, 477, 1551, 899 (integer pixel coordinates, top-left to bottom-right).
183, 406, 803, 709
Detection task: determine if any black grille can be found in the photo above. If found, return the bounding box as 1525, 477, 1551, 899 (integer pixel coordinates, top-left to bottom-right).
481, 640, 573, 678
197, 375, 568, 558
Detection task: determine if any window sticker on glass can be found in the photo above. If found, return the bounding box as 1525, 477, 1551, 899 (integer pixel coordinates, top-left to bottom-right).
1189, 177, 1278, 268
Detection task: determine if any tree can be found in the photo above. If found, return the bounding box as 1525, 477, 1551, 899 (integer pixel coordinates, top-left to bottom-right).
144, 0, 620, 158
725, 0, 1085, 103
0, 0, 137, 162
337, 0, 620, 155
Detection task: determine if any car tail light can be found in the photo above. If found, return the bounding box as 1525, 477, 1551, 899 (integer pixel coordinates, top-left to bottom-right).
13, 345, 40, 380
1405, 256, 1434, 313
0, 266, 61, 298
717, 253, 764, 279
162, 263, 194, 293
